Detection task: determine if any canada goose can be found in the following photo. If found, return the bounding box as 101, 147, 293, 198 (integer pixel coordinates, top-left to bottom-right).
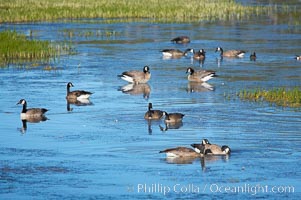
159, 147, 201, 157
161, 48, 193, 58
250, 52, 257, 61
295, 55, 301, 60
66, 82, 93, 100
170, 36, 190, 44
144, 103, 164, 120
204, 145, 231, 155
119, 83, 151, 99
191, 139, 231, 155
17, 99, 48, 119
191, 139, 209, 153
118, 66, 151, 84
193, 49, 206, 61
162, 111, 185, 123
215, 46, 245, 58
186, 67, 216, 83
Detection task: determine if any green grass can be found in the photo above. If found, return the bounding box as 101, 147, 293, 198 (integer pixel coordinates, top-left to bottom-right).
238, 87, 301, 108
0, 30, 73, 67
0, 0, 269, 23
60, 29, 121, 39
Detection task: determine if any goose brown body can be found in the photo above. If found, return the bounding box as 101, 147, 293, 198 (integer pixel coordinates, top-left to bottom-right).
191, 139, 231, 155
250, 52, 257, 61
170, 36, 190, 44
159, 147, 200, 157
66, 82, 93, 100
144, 103, 164, 120
163, 111, 185, 123
119, 66, 151, 84
161, 48, 192, 58
17, 99, 48, 119
193, 49, 206, 60
216, 47, 245, 57
186, 67, 216, 83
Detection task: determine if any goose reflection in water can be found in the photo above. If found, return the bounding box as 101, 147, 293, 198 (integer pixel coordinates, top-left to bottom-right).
164, 156, 202, 165
162, 154, 230, 171
200, 154, 230, 172
190, 58, 205, 68
66, 98, 93, 112
159, 121, 183, 132
186, 82, 215, 93
145, 119, 163, 135
119, 83, 151, 100
19, 116, 48, 134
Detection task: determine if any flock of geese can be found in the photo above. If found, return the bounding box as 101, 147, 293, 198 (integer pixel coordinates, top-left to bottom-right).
17, 35, 300, 161
17, 82, 94, 132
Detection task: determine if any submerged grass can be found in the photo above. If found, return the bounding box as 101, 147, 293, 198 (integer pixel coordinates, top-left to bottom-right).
0, 30, 73, 67
0, 0, 269, 23
238, 87, 301, 108
60, 29, 121, 39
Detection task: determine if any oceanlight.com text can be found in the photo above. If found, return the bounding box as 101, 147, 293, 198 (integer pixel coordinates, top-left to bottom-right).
133, 183, 295, 196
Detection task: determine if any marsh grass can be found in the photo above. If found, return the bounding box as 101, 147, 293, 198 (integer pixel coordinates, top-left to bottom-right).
238, 87, 301, 108
0, 30, 74, 67
0, 30, 53, 65
60, 29, 120, 39
0, 0, 269, 23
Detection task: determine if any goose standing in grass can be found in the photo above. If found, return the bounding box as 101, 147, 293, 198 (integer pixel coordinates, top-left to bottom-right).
295, 55, 301, 60
159, 147, 201, 158
215, 46, 246, 58
17, 99, 48, 119
161, 48, 193, 58
144, 103, 164, 120
186, 67, 216, 83
162, 111, 185, 123
250, 52, 257, 61
191, 139, 231, 155
66, 82, 93, 100
118, 66, 151, 84
170, 36, 190, 44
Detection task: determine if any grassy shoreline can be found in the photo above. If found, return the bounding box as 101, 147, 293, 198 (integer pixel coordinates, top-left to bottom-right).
238, 87, 301, 108
0, 0, 268, 23
0, 30, 72, 67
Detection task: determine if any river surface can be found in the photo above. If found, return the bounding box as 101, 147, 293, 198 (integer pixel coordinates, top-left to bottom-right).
0, 3, 301, 200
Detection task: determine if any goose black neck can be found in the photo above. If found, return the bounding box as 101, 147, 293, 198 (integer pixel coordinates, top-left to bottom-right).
22, 102, 27, 113
165, 113, 170, 120
220, 48, 223, 56
148, 103, 152, 111
67, 84, 71, 94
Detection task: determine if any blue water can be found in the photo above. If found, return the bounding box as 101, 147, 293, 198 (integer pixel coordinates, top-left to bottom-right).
0, 5, 301, 200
